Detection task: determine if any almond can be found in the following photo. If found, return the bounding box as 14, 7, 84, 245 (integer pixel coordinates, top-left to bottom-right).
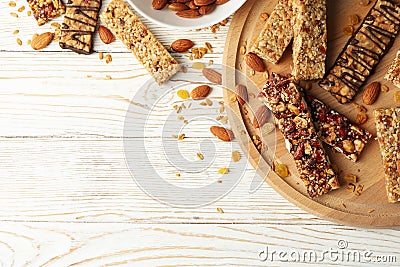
152, 0, 168, 10
362, 81, 380, 105
199, 4, 216, 15
253, 105, 270, 128
216, 0, 230, 4
210, 126, 234, 142
245, 52, 265, 72
31, 32, 53, 50
236, 84, 248, 105
176, 9, 202, 18
202, 68, 222, 84
168, 3, 189, 11
171, 39, 194, 52
98, 26, 114, 44
194, 0, 216, 6
191, 85, 211, 99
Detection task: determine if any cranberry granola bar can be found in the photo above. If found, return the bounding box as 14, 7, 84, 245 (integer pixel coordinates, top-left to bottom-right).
27, 0, 65, 26
374, 107, 400, 203
307, 96, 372, 162
319, 0, 400, 104
259, 73, 340, 198
100, 0, 180, 84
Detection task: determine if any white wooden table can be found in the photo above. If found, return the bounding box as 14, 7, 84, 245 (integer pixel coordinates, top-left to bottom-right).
1, 0, 400, 266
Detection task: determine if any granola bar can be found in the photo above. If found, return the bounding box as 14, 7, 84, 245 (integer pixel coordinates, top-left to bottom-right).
319, 0, 400, 104
101, 0, 180, 84
385, 50, 400, 89
250, 0, 293, 64
27, 0, 65, 26
259, 73, 340, 198
374, 107, 400, 203
59, 0, 102, 54
307, 96, 372, 162
292, 0, 327, 80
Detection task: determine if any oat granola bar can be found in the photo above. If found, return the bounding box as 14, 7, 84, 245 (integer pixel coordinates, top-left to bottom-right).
259, 73, 340, 198
307, 95, 372, 162
59, 0, 102, 54
319, 0, 400, 104
101, 0, 180, 84
385, 50, 400, 89
374, 107, 400, 203
27, 0, 65, 26
292, 0, 327, 80
250, 0, 293, 64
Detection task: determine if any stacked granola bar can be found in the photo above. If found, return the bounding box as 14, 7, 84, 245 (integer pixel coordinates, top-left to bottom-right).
101, 0, 180, 84
319, 0, 400, 103
259, 73, 340, 198
374, 108, 400, 203
385, 51, 400, 89
250, 0, 293, 64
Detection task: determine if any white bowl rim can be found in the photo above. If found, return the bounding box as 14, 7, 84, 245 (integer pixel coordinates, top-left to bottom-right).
128, 0, 247, 30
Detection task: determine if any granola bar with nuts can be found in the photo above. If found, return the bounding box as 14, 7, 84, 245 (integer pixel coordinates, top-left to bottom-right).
259, 73, 340, 198
292, 0, 327, 80
27, 0, 65, 26
307, 96, 372, 162
59, 0, 102, 54
319, 0, 400, 104
385, 50, 400, 89
374, 107, 400, 203
101, 0, 180, 84
250, 0, 293, 64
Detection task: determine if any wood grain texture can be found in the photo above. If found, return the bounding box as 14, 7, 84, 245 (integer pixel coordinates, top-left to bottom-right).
223, 0, 400, 227
0, 222, 399, 267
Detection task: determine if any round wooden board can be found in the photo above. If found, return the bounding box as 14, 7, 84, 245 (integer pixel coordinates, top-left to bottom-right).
222, 0, 400, 227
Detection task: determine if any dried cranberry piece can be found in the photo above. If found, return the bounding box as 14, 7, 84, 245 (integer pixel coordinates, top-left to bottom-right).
310, 139, 321, 148
293, 143, 304, 160
338, 128, 347, 139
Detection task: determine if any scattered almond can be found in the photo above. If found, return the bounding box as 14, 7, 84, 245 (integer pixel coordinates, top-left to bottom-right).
171, 39, 195, 52
245, 52, 265, 72
202, 68, 222, 84
31, 32, 53, 50
253, 105, 270, 128
236, 84, 248, 105
210, 126, 234, 142
362, 81, 380, 105
191, 85, 211, 100
98, 26, 114, 44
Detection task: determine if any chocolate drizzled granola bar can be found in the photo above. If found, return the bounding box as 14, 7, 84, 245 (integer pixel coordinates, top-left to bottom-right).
59, 0, 102, 54
101, 0, 180, 84
292, 0, 327, 80
307, 96, 372, 162
259, 73, 340, 198
27, 0, 65, 26
319, 0, 400, 104
374, 107, 400, 203
385, 50, 400, 88
250, 0, 293, 64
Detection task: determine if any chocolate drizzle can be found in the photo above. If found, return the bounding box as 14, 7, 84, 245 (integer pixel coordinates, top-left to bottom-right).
319, 0, 400, 104
59, 0, 102, 54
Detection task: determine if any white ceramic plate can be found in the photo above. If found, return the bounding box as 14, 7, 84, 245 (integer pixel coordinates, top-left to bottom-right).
128, 0, 247, 30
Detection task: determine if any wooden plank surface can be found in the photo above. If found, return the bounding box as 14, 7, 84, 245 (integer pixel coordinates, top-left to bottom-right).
1, 0, 400, 265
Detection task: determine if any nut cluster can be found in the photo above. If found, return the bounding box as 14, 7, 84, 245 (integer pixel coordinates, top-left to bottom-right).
151, 0, 230, 18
